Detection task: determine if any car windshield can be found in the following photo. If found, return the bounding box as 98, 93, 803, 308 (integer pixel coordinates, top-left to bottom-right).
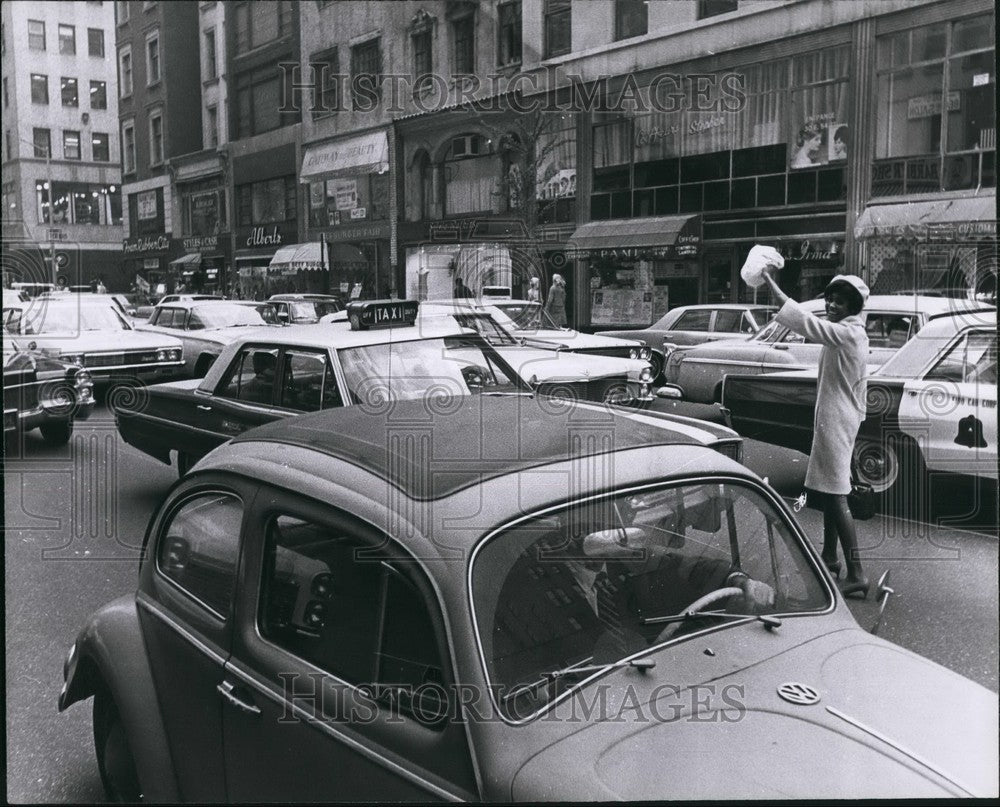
338, 335, 527, 403
472, 480, 829, 720
241, 303, 280, 324
14, 301, 130, 334
496, 303, 561, 331
189, 303, 272, 329
290, 301, 341, 320
751, 308, 778, 327
448, 313, 519, 345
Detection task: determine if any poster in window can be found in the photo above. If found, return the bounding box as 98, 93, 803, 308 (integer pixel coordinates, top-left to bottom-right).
137, 189, 158, 220
329, 179, 358, 211
828, 124, 848, 162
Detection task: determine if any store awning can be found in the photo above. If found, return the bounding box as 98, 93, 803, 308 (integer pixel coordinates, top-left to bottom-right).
855, 196, 997, 241
568, 215, 702, 259
268, 242, 326, 272
300, 131, 390, 182
169, 253, 202, 267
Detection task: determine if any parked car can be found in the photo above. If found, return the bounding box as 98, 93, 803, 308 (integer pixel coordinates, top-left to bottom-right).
135, 299, 280, 378
476, 298, 653, 364
39, 291, 140, 320
419, 302, 654, 406
116, 300, 532, 475
268, 293, 343, 324
722, 309, 997, 499
60, 395, 996, 801
2, 297, 184, 386
661, 295, 987, 404
595, 304, 778, 382
4, 337, 94, 445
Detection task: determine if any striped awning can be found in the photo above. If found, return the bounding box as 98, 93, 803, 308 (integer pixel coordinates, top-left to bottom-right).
268, 242, 325, 272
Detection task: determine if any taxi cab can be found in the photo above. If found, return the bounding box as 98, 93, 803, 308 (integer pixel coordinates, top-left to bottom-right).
60, 395, 997, 801
116, 300, 531, 475
2, 296, 184, 386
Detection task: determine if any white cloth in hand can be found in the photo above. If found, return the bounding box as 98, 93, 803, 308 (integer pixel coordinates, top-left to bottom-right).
741, 245, 785, 288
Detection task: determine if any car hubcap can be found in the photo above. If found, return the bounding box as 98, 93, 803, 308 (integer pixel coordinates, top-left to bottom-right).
854, 440, 898, 494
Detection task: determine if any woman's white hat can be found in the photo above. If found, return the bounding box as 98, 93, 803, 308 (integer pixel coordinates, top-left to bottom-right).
827, 274, 870, 302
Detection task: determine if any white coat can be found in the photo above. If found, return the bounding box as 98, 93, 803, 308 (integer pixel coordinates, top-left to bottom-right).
775, 299, 868, 495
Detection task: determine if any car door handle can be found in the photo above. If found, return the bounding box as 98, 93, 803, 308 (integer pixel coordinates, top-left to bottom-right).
217, 681, 261, 715
774, 344, 789, 350
196, 404, 213, 412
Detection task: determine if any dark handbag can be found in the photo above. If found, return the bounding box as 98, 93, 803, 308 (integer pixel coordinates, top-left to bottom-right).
847, 481, 876, 521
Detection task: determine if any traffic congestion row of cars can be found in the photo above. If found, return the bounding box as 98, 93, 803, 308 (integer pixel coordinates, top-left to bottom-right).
3, 286, 995, 800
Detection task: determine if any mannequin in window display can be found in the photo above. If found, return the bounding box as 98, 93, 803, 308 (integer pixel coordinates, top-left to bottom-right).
791, 125, 824, 168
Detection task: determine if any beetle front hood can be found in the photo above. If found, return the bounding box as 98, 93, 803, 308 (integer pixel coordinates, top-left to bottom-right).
511, 629, 998, 800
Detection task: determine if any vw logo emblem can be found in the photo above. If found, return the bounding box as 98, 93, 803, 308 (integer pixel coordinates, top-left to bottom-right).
777, 682, 821, 705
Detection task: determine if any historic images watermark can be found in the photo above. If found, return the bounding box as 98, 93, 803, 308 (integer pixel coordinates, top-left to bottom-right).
278, 672, 748, 727
276, 63, 748, 116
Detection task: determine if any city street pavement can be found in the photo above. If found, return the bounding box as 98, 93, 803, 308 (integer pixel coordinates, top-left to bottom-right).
4, 401, 998, 803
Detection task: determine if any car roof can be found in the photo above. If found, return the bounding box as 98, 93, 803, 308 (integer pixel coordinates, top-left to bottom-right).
153, 299, 238, 310
223, 396, 741, 502
268, 293, 341, 301
669, 303, 778, 312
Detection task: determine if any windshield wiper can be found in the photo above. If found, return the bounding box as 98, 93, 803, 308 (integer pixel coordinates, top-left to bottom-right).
641, 611, 781, 631
542, 656, 656, 682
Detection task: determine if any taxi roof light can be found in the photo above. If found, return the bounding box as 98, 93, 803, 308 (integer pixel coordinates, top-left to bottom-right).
346, 300, 419, 330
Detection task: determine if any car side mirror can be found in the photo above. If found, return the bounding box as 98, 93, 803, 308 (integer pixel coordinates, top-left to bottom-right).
870, 569, 894, 635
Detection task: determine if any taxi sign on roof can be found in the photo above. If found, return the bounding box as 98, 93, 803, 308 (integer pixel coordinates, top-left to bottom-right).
347, 299, 419, 330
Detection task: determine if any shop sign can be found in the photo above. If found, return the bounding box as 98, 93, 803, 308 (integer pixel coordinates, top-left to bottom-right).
349, 207, 367, 219
321, 223, 389, 242
925, 221, 997, 240
142, 259, 159, 270
235, 222, 298, 251
907, 92, 960, 120
676, 232, 700, 258
123, 235, 170, 255
777, 239, 844, 264
427, 219, 529, 242
183, 234, 220, 252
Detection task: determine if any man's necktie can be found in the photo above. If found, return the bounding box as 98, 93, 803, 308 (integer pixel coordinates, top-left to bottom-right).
594, 568, 626, 654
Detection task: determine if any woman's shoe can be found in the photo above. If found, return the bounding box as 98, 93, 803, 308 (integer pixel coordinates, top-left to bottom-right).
840, 578, 870, 600
823, 559, 842, 579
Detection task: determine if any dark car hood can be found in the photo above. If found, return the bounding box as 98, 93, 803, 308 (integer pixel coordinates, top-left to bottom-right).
511, 628, 998, 800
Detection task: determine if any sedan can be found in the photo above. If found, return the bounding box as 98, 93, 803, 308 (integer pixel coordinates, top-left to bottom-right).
723, 309, 997, 500
60, 396, 997, 800
136, 300, 280, 377
661, 295, 981, 404
596, 304, 778, 381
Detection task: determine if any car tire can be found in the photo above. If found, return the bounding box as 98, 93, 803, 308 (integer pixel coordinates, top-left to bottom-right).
193, 354, 216, 378
648, 351, 665, 385
853, 434, 927, 511
39, 420, 72, 445
93, 687, 142, 803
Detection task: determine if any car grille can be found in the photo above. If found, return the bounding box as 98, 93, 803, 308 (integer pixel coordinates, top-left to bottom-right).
573, 346, 635, 359
536, 378, 627, 404
84, 351, 160, 368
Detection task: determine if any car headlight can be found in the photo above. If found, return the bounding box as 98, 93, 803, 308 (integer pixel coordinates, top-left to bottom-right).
639, 346, 651, 360
64, 353, 85, 366
170, 348, 182, 361
629, 348, 639, 359
157, 350, 167, 361
74, 369, 94, 400
639, 367, 653, 383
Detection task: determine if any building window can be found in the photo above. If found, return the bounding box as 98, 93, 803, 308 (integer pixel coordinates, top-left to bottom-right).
88, 27, 105, 57
452, 14, 475, 74
310, 47, 340, 118
92, 132, 110, 162
28, 20, 46, 51
33, 128, 51, 159
874, 15, 995, 194
234, 68, 284, 137
236, 176, 296, 226
61, 77, 79, 107
31, 74, 49, 105
149, 110, 164, 165
90, 80, 108, 109
444, 134, 495, 215
120, 47, 133, 96
206, 105, 218, 147
63, 130, 81, 160
544, 0, 570, 58
233, 0, 293, 55
204, 28, 217, 80
122, 119, 135, 173
497, 1, 521, 66
58, 24, 76, 55
181, 182, 225, 236
146, 31, 161, 84
116, 1, 129, 25
351, 38, 382, 109
412, 30, 432, 94
615, 0, 647, 40
697, 0, 738, 19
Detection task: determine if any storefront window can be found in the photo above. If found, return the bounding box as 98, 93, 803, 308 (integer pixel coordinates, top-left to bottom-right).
36, 182, 121, 225
874, 15, 995, 194
308, 173, 389, 227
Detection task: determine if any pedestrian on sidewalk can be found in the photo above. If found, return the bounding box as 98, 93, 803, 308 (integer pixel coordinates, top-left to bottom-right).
527, 276, 541, 303
761, 268, 871, 599
545, 273, 567, 327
